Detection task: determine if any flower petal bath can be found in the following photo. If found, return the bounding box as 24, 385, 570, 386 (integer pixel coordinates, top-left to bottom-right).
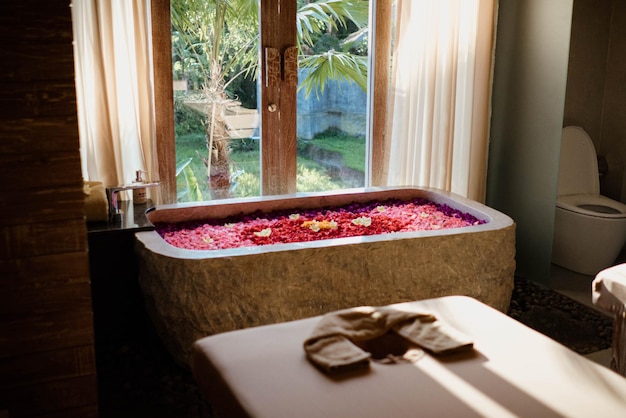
154, 198, 485, 251
135, 187, 516, 366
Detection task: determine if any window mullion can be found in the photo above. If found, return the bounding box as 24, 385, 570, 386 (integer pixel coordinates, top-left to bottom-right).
151, 0, 177, 204
260, 0, 297, 196
370, 0, 393, 187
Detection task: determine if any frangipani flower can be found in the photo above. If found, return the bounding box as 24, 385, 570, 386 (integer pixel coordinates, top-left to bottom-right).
352, 216, 372, 227
301, 220, 320, 232
301, 220, 338, 232
254, 228, 272, 237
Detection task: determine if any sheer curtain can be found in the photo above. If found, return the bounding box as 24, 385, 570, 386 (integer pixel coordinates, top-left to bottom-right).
72, 0, 157, 194
385, 0, 496, 202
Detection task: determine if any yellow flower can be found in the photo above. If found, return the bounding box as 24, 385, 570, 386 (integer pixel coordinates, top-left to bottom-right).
202, 236, 214, 243
301, 220, 337, 232
376, 206, 386, 212
320, 220, 337, 229
289, 213, 300, 220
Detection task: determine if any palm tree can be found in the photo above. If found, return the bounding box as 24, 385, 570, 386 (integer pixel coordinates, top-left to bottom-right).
171, 0, 369, 199
296, 0, 369, 97
172, 0, 259, 199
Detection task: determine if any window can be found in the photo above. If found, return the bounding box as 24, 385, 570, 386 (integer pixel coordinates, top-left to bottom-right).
74, 0, 493, 206
152, 0, 392, 204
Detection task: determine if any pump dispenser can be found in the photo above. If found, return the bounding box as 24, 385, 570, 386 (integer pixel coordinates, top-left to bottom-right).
132, 170, 147, 204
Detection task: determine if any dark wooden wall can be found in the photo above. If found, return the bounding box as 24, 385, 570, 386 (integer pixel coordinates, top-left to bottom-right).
0, 1, 98, 416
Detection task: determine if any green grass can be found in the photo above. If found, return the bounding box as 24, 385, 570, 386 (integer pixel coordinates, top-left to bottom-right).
175, 132, 209, 199
175, 129, 364, 202
306, 130, 366, 172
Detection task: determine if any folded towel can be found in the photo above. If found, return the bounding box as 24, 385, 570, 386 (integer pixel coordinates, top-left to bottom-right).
83, 181, 109, 222
394, 314, 474, 355
303, 306, 473, 373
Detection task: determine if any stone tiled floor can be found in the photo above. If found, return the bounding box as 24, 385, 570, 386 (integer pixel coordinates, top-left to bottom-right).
550, 263, 617, 369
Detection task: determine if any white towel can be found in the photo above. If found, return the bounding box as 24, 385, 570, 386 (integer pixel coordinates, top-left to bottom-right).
84, 181, 109, 222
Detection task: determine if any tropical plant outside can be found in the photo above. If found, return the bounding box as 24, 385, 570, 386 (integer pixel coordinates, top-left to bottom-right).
171, 0, 369, 202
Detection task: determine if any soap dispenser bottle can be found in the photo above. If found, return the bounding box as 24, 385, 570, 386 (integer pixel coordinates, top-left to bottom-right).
133, 170, 147, 204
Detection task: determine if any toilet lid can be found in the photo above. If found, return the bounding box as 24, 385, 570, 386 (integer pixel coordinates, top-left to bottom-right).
558, 127, 600, 196
557, 194, 626, 219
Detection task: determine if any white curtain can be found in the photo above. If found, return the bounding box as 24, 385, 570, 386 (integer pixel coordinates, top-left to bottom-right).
72, 0, 157, 191
385, 0, 496, 202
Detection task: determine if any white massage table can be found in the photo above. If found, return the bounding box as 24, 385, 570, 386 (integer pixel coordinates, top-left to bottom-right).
192, 295, 626, 418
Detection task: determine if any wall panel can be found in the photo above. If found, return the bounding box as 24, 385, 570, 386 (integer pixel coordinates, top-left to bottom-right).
0, 0, 98, 416
487, 0, 574, 285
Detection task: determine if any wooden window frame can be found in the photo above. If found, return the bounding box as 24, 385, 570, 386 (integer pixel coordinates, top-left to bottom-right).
150, 0, 392, 203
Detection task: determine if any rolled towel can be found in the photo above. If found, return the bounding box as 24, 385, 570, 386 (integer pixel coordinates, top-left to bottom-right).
303, 305, 473, 374
84, 181, 109, 222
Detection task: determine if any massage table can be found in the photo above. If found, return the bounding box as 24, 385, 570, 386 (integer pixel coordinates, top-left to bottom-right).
593, 263, 626, 376
192, 295, 626, 418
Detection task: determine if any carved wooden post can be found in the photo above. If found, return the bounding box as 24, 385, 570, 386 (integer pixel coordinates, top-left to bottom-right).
260, 0, 297, 195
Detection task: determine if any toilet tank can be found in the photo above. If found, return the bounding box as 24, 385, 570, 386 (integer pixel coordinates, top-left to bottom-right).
558, 126, 600, 196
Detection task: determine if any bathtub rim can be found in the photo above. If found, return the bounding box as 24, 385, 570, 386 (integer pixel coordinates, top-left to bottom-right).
137, 186, 514, 260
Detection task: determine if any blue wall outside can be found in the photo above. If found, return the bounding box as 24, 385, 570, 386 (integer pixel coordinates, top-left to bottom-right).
297, 68, 367, 140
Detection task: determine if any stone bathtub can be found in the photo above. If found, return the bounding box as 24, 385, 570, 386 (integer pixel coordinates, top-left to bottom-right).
135, 187, 515, 366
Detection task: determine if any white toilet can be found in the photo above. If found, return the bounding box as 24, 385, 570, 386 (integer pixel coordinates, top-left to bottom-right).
552, 126, 626, 275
